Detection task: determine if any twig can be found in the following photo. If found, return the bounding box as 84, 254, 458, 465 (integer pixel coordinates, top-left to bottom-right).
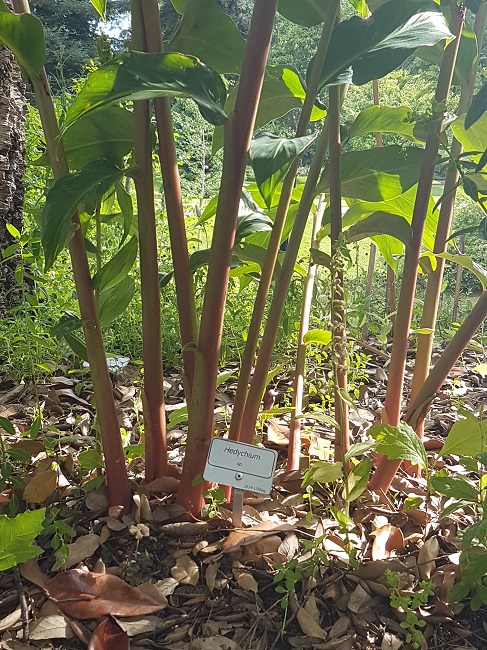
13, 566, 29, 643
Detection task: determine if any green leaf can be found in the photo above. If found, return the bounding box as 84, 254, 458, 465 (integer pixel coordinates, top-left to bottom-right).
63, 332, 88, 361
0, 417, 16, 436
115, 182, 134, 244
416, 27, 477, 87
465, 79, 487, 129
212, 66, 326, 153
168, 406, 189, 429
430, 475, 478, 501
78, 449, 104, 469
98, 276, 135, 327
349, 105, 425, 144
166, 0, 245, 74
303, 329, 332, 346
344, 457, 372, 501
250, 132, 316, 208
370, 421, 428, 469
64, 51, 227, 130
92, 236, 138, 292
344, 439, 377, 463
451, 113, 487, 165
302, 461, 343, 488
278, 0, 330, 26
439, 411, 487, 458
316, 146, 424, 201
473, 364, 487, 376
90, 0, 106, 21
236, 211, 273, 243
0, 509, 45, 571
0, 1, 45, 78
42, 160, 124, 270
346, 212, 412, 245
319, 0, 452, 88
436, 253, 487, 289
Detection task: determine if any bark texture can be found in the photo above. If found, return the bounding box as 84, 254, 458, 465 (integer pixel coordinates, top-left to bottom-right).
0, 13, 26, 317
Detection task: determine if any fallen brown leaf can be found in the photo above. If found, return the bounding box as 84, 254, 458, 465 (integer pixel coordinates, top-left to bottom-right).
88, 618, 129, 650
46, 569, 165, 619
370, 525, 405, 561
63, 534, 101, 569
222, 521, 294, 553
0, 608, 21, 632
296, 594, 326, 639
29, 615, 74, 640
418, 537, 439, 580
22, 469, 57, 504
171, 554, 199, 585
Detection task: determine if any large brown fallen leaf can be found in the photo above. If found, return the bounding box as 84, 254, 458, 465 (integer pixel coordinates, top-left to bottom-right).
22, 469, 57, 504
63, 534, 101, 569
417, 537, 439, 580
296, 594, 326, 639
171, 554, 199, 585
29, 615, 74, 640
88, 619, 129, 650
370, 524, 405, 561
46, 569, 165, 619
222, 521, 294, 553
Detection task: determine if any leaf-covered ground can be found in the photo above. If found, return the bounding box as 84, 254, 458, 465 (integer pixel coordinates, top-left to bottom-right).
0, 342, 486, 649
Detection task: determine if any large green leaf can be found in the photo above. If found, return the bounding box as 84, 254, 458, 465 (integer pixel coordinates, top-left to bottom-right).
416, 27, 477, 87
437, 252, 487, 289
99, 276, 135, 327
92, 236, 138, 292
42, 160, 124, 270
64, 51, 227, 129
370, 421, 428, 470
451, 112, 487, 164
90, 0, 106, 21
249, 132, 316, 208
316, 146, 424, 201
439, 411, 487, 457
346, 212, 412, 245
349, 106, 425, 144
319, 0, 452, 88
212, 66, 326, 152
278, 0, 330, 26
0, 509, 45, 571
0, 0, 45, 78
465, 79, 487, 129
167, 0, 245, 74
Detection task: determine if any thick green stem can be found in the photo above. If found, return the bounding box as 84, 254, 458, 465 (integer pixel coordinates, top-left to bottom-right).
177, 0, 278, 514
328, 82, 350, 467
228, 0, 339, 444
131, 0, 167, 482
288, 196, 325, 471
369, 1, 465, 493
11, 0, 131, 512
410, 3, 487, 447
141, 0, 198, 401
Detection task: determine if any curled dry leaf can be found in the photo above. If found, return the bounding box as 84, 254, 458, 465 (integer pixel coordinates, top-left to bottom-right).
222, 521, 294, 553
171, 554, 199, 585
155, 577, 179, 596
63, 534, 101, 569
88, 618, 129, 650
29, 615, 74, 640
0, 608, 21, 633
46, 569, 165, 619
205, 562, 219, 592
142, 476, 180, 494
19, 558, 49, 590
418, 537, 439, 580
370, 524, 405, 561
347, 583, 372, 614
22, 469, 58, 504
232, 568, 258, 593
296, 594, 326, 639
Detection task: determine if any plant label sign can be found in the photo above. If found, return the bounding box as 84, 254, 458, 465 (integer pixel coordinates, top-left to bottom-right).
203, 438, 278, 494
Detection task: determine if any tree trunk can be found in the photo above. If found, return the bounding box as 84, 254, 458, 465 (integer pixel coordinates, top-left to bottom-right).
0, 8, 25, 317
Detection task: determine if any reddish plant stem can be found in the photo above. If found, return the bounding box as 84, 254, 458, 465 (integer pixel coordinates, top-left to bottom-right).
141, 0, 198, 401
408, 2, 487, 469
177, 0, 278, 514
369, 1, 465, 493
11, 0, 131, 512
228, 0, 340, 447
328, 82, 350, 466
131, 0, 167, 481
287, 196, 326, 471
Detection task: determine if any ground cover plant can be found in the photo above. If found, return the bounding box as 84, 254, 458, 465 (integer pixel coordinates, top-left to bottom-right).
0, 0, 487, 647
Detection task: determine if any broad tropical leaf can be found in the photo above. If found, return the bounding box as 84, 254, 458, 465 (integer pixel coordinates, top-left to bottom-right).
92, 237, 138, 292
0, 1, 45, 78
250, 132, 316, 208
465, 79, 487, 129
42, 160, 124, 270
99, 276, 135, 327
64, 51, 227, 129
437, 252, 487, 289
451, 112, 487, 163
319, 0, 452, 88
416, 27, 477, 87
438, 411, 486, 457
0, 509, 45, 571
303, 329, 332, 346
167, 0, 245, 74
90, 0, 106, 21
316, 146, 424, 201
278, 0, 330, 26
212, 66, 326, 152
349, 106, 425, 144
346, 212, 412, 245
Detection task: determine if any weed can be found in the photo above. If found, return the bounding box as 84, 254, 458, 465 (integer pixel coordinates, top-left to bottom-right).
386, 569, 434, 649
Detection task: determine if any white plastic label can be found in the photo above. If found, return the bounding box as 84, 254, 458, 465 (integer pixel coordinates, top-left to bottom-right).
203, 438, 278, 495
